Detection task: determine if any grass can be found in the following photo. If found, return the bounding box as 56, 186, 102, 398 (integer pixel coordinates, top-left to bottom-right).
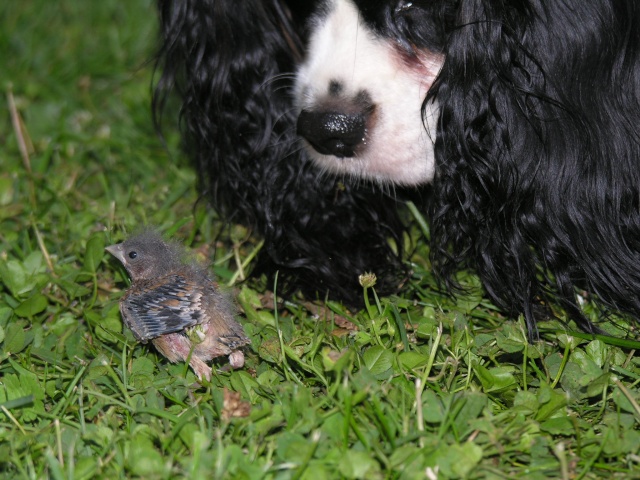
1, 1, 640, 478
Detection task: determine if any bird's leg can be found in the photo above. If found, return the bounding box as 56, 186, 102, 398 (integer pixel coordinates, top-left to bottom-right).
153, 333, 211, 381
228, 350, 245, 369
189, 357, 212, 382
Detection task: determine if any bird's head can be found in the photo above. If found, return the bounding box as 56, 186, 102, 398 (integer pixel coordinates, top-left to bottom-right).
106, 230, 181, 281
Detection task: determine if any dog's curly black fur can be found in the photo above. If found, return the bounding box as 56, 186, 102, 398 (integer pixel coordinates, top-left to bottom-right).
426, 1, 640, 337
154, 0, 640, 338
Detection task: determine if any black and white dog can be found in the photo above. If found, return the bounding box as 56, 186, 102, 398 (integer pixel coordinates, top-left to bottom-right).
155, 0, 640, 337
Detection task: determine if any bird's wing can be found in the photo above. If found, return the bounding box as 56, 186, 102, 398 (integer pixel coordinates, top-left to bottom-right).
121, 274, 204, 342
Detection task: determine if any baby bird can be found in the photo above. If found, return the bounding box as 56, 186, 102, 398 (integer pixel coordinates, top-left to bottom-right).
105, 230, 250, 381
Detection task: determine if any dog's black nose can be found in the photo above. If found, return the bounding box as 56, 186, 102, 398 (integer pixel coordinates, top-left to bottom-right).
297, 110, 367, 158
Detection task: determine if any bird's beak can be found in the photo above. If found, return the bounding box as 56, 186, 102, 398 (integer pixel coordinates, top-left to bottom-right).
105, 243, 126, 265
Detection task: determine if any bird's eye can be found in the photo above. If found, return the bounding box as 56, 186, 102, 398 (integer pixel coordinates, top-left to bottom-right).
128, 251, 138, 259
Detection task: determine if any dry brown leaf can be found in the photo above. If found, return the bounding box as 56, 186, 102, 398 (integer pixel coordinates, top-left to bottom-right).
221, 388, 251, 420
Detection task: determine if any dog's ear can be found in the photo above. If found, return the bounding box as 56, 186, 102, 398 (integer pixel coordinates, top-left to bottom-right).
429, 0, 640, 336
427, 1, 552, 329
428, 0, 574, 338
152, 0, 304, 218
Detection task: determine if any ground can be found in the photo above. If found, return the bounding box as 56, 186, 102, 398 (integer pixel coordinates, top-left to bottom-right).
1, 1, 640, 478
